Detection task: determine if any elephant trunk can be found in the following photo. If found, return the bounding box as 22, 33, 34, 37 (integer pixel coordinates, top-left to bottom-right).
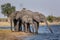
45, 18, 53, 33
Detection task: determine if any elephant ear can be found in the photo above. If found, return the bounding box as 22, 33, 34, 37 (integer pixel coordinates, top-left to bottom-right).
22, 15, 28, 23
10, 11, 19, 19
33, 15, 40, 22
39, 13, 46, 22
22, 15, 33, 23
15, 11, 22, 19
27, 16, 33, 23
32, 12, 40, 22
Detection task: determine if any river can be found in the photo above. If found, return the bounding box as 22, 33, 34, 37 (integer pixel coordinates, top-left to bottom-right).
0, 25, 60, 40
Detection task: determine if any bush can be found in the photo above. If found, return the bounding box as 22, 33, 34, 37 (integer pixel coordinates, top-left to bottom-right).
47, 16, 53, 22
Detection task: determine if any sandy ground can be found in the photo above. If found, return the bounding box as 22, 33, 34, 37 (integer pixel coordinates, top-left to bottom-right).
0, 21, 60, 26
0, 30, 33, 40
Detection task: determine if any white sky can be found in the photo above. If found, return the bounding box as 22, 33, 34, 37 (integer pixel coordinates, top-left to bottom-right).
0, 0, 60, 18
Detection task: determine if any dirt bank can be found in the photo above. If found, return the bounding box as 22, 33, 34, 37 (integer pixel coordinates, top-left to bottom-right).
0, 30, 33, 40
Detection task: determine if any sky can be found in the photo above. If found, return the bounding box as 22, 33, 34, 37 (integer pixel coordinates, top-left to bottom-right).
0, 0, 60, 18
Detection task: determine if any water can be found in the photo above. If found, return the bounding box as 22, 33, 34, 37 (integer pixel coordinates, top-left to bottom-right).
0, 25, 60, 40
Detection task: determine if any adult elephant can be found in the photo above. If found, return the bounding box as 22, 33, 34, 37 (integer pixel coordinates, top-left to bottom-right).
21, 8, 53, 33
33, 12, 53, 33
9, 8, 53, 34
15, 9, 34, 33
22, 14, 34, 33
9, 11, 22, 32
9, 9, 33, 32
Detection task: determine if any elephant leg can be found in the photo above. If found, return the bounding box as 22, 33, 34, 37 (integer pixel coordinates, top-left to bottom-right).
32, 23, 34, 33
34, 22, 39, 34
34, 22, 37, 33
15, 22, 19, 32
10, 20, 13, 31
15, 21, 19, 32
23, 23, 26, 32
14, 19, 19, 32
25, 23, 28, 32
19, 21, 22, 31
19, 19, 22, 31
45, 20, 53, 33
13, 19, 17, 31
29, 26, 31, 33
36, 22, 39, 34
27, 23, 31, 33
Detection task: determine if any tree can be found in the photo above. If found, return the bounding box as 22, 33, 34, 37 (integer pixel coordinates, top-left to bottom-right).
1, 3, 15, 17
47, 16, 53, 22
1, 3, 16, 31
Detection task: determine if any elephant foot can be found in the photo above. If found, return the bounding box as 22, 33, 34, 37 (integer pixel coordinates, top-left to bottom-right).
25, 31, 28, 33
14, 30, 19, 32
35, 32, 38, 34
14, 29, 19, 32
23, 30, 25, 32
11, 30, 14, 32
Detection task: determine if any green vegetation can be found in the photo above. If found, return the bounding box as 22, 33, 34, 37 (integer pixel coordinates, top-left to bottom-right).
47, 16, 60, 22
1, 3, 16, 17
47, 16, 53, 22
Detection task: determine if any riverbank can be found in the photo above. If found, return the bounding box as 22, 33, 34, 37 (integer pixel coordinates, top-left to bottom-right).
39, 21, 60, 26
0, 30, 33, 40
0, 22, 10, 26
0, 22, 60, 26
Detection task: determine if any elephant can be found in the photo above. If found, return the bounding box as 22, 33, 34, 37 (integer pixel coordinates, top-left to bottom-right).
9, 10, 33, 32
9, 8, 53, 34
22, 14, 34, 32
15, 9, 34, 33
33, 12, 53, 33
20, 8, 53, 33
9, 11, 22, 32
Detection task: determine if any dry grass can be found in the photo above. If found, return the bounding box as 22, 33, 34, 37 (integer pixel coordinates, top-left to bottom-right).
0, 22, 10, 26
0, 30, 32, 40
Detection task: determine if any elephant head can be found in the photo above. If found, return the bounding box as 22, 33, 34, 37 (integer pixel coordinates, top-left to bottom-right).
33, 12, 53, 33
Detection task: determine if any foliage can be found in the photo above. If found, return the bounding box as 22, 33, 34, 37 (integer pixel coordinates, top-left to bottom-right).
47, 16, 53, 22
1, 3, 16, 17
